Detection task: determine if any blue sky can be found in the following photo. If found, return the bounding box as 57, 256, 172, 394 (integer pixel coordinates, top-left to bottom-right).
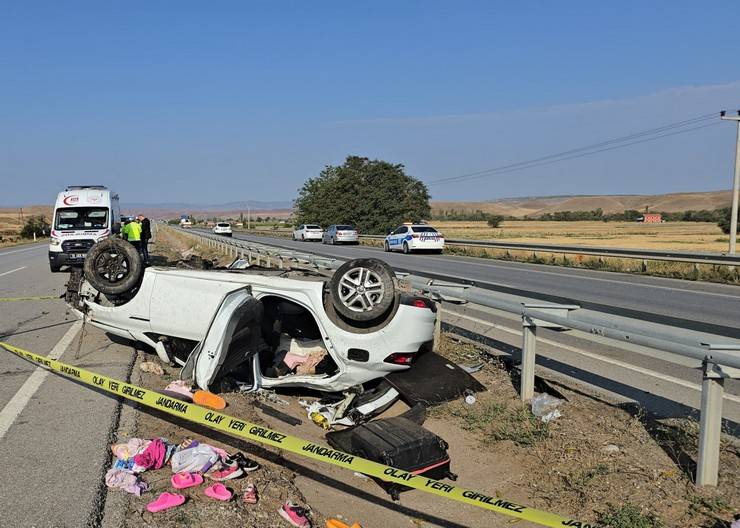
1, 1, 739, 205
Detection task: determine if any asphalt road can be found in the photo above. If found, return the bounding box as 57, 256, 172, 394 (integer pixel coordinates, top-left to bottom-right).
0, 243, 136, 528
217, 230, 740, 338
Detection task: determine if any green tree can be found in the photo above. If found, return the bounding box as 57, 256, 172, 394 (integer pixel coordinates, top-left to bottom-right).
20, 215, 50, 238
486, 214, 504, 228
294, 156, 431, 234
718, 207, 738, 235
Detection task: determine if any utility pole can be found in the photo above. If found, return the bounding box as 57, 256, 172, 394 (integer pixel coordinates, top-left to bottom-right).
247, 207, 251, 230
720, 110, 740, 254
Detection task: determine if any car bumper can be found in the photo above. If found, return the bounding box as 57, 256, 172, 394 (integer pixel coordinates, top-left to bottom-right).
49, 250, 86, 269
410, 239, 445, 250
302, 233, 323, 240
335, 235, 359, 243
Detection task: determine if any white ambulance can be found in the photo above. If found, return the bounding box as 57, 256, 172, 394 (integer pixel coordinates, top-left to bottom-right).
49, 186, 121, 272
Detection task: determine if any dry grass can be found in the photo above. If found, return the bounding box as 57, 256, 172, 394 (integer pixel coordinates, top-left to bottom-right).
431, 334, 740, 528
432, 220, 728, 252
0, 205, 53, 246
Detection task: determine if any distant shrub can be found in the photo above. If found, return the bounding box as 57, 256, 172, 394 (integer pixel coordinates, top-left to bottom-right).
718, 207, 738, 234
486, 215, 504, 228
20, 215, 50, 238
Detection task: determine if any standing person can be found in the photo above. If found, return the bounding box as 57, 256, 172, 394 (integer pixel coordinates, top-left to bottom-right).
120, 218, 130, 240
125, 216, 143, 256
137, 214, 151, 264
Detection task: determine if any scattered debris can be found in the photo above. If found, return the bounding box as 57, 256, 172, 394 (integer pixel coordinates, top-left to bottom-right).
139, 361, 164, 375
458, 362, 484, 374
530, 393, 563, 423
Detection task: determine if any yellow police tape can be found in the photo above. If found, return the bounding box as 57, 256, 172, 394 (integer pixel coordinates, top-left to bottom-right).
0, 341, 596, 528
0, 295, 59, 302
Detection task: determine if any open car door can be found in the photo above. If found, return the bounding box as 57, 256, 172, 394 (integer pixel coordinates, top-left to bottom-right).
181, 287, 263, 391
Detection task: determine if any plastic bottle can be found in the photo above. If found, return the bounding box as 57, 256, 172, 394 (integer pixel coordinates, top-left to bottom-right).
463, 389, 476, 405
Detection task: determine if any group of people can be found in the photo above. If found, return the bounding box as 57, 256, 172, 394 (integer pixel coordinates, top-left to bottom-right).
122, 214, 152, 264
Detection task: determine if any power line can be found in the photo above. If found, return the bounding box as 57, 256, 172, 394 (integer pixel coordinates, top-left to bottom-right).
431, 121, 721, 186
429, 111, 719, 185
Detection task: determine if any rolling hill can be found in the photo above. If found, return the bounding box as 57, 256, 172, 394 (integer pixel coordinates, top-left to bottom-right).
431, 190, 732, 218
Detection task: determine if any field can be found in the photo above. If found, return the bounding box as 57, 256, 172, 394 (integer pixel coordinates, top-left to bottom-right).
0, 205, 53, 246
432, 220, 728, 252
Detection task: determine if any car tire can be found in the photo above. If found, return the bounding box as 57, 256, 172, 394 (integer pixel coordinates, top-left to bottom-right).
329, 258, 396, 322
83, 238, 143, 295
331, 237, 335, 245
383, 241, 390, 252
402, 242, 411, 254
49, 264, 62, 273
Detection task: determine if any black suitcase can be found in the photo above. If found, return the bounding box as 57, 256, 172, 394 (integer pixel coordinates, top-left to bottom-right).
326, 416, 457, 500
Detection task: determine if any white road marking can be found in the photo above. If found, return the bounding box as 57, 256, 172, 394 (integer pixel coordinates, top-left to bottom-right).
0, 267, 26, 278
0, 245, 45, 257
0, 320, 83, 440
442, 309, 740, 404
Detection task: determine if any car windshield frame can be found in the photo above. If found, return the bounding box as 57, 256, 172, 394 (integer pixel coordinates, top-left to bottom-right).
336, 225, 354, 230
54, 207, 109, 231
411, 226, 439, 233
216, 223, 230, 227
306, 225, 321, 229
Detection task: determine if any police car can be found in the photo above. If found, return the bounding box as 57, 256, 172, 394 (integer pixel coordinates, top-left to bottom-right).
383, 223, 445, 254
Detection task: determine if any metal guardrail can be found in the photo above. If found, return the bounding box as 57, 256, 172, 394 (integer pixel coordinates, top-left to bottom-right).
173, 226, 740, 487
358, 234, 740, 266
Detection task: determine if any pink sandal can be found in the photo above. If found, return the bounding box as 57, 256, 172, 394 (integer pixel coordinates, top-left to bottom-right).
171, 472, 203, 489
242, 482, 258, 504
146, 492, 185, 512
204, 483, 233, 501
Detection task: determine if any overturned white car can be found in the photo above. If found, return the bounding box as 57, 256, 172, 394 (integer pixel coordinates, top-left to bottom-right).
71, 239, 436, 415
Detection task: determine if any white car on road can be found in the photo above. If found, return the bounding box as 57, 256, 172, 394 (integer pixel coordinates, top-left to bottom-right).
384, 223, 445, 254
213, 222, 233, 237
322, 225, 359, 245
293, 224, 323, 241
72, 239, 436, 410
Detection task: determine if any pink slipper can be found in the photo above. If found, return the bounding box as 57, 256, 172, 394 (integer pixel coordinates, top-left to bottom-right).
146, 492, 185, 512
171, 472, 203, 489
204, 483, 233, 501
162, 379, 194, 402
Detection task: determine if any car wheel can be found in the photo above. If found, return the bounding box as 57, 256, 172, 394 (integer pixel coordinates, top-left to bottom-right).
383, 241, 390, 252
402, 242, 411, 254
329, 258, 396, 322
331, 237, 335, 245
83, 238, 143, 295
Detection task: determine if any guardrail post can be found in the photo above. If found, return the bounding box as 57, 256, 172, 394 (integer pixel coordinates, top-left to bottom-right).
266, 255, 271, 268
696, 360, 724, 486
520, 316, 536, 401
433, 302, 443, 353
